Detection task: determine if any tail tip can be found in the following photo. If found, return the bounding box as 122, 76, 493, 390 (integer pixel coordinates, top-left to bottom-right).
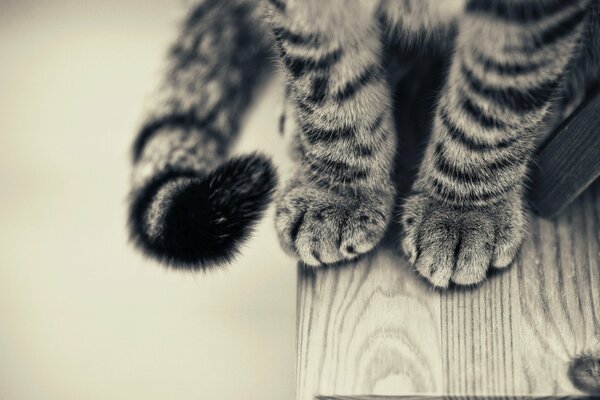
129, 153, 277, 268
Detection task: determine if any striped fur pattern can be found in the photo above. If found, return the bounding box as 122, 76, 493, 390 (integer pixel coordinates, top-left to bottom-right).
129, 0, 276, 267
268, 0, 398, 266
129, 0, 600, 284
401, 0, 599, 287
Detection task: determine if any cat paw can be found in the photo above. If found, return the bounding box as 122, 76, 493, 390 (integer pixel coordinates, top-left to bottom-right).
400, 192, 526, 288
275, 176, 393, 266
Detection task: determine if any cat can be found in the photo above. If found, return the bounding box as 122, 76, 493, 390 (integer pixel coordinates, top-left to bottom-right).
128, 0, 600, 288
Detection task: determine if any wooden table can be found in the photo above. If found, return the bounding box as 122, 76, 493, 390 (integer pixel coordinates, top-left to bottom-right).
297, 180, 600, 399
296, 56, 600, 400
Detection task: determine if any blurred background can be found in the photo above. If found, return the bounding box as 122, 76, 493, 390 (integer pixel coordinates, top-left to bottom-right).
0, 1, 296, 399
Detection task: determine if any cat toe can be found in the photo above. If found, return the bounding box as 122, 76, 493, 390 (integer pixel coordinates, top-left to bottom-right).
400, 194, 525, 288
450, 212, 495, 285
275, 179, 392, 266
492, 212, 526, 268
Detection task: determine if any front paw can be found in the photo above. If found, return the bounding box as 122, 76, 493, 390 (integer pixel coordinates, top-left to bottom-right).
400, 192, 526, 288
275, 176, 393, 266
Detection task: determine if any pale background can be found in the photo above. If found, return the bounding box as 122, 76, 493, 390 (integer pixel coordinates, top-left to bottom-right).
0, 1, 296, 399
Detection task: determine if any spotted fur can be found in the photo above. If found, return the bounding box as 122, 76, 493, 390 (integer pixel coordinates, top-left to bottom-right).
129, 0, 600, 284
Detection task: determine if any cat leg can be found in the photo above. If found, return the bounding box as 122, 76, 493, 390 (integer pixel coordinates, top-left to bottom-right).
129, 0, 276, 267
266, 0, 396, 266
401, 0, 591, 287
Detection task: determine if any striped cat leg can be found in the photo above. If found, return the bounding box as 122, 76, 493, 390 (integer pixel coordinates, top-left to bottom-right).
401, 0, 591, 287
129, 0, 277, 268
266, 0, 396, 266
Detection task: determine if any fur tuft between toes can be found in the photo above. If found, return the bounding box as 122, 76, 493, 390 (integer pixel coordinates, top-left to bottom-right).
128, 154, 277, 268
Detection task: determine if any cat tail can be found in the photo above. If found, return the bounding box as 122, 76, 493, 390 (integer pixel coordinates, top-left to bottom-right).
128, 0, 277, 268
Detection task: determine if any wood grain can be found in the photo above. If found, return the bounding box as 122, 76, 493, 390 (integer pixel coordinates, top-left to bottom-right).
530, 89, 600, 217
315, 396, 599, 400
297, 181, 600, 400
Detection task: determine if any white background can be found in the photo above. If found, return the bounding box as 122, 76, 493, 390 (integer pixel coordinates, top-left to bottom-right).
0, 1, 296, 398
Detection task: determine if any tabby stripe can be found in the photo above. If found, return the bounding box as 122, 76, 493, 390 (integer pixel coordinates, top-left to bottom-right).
352, 144, 373, 157
301, 123, 355, 144
368, 112, 386, 134
308, 159, 369, 182
439, 109, 519, 152
460, 92, 509, 130
301, 147, 369, 182
307, 76, 329, 104
272, 26, 320, 47
133, 109, 222, 162
433, 143, 486, 184
433, 142, 519, 184
300, 111, 384, 144
461, 62, 557, 113
281, 47, 343, 78
481, 150, 527, 171
267, 0, 286, 13
429, 176, 518, 203
334, 64, 382, 102
466, 0, 573, 22
472, 49, 548, 75
295, 96, 316, 114
530, 7, 587, 49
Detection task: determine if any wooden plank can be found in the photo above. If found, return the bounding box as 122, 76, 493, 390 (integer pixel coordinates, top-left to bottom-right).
315, 396, 598, 400
297, 56, 600, 400
297, 181, 600, 399
530, 90, 600, 217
